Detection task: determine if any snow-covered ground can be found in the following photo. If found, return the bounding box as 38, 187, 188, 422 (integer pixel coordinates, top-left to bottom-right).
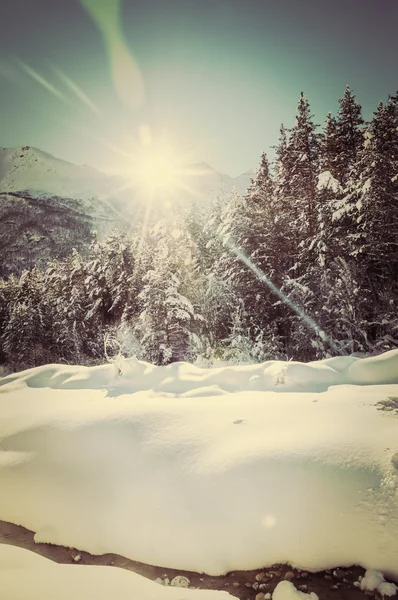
0, 544, 232, 600
1, 351, 398, 585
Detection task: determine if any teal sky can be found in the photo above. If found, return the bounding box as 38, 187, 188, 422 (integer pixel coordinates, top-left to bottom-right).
0, 0, 397, 176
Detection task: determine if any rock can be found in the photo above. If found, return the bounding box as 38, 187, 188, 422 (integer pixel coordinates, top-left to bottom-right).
163, 577, 170, 586
299, 584, 308, 591
284, 571, 295, 581
255, 593, 265, 600
324, 574, 333, 580
264, 594, 271, 600
245, 582, 253, 588
256, 572, 266, 582
269, 570, 282, 578
252, 582, 259, 590
232, 582, 240, 588
333, 568, 346, 578
155, 578, 163, 585
300, 572, 309, 579
258, 583, 268, 591
170, 576, 190, 588
72, 553, 82, 563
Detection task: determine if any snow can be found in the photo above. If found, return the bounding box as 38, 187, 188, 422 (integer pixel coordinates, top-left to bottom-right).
1, 349, 398, 395
273, 581, 318, 600
1, 351, 398, 578
0, 146, 251, 207
0, 146, 115, 203
0, 544, 231, 600
360, 569, 397, 596
317, 171, 342, 194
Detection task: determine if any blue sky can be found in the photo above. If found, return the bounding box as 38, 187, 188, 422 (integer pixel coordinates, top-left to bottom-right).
0, 0, 397, 175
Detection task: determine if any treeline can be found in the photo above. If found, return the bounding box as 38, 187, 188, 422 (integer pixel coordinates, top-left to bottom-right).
0, 86, 397, 370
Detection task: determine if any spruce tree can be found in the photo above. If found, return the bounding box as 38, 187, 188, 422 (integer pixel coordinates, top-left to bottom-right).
289, 92, 321, 239
136, 220, 203, 364
335, 86, 364, 184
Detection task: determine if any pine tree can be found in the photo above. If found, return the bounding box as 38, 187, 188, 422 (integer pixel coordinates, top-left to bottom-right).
2, 268, 51, 368
340, 98, 398, 347
289, 92, 321, 239
335, 86, 364, 184
136, 220, 203, 364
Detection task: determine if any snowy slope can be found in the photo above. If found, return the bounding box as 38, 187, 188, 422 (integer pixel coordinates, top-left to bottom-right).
0, 545, 231, 600
1, 351, 398, 579
183, 162, 253, 201
0, 146, 132, 276
0, 147, 252, 205
0, 146, 118, 202
0, 146, 252, 275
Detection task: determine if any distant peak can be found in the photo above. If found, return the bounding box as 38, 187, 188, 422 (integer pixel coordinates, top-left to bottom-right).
235, 169, 255, 178
189, 161, 214, 172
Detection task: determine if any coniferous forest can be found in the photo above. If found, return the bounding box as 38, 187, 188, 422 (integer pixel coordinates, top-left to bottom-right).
1, 87, 397, 371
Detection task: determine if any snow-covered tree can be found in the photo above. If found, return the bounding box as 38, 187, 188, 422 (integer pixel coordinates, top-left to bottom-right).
289, 92, 321, 239
136, 220, 203, 364
334, 86, 364, 184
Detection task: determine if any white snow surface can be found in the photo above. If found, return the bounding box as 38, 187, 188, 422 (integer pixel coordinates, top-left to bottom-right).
273, 581, 318, 600
1, 350, 398, 578
1, 349, 397, 395
0, 544, 231, 600
360, 570, 397, 597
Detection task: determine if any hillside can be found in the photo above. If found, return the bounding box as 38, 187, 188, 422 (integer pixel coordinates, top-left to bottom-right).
0, 147, 252, 276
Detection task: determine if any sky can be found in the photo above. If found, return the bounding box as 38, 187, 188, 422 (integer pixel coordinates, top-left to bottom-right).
0, 0, 397, 176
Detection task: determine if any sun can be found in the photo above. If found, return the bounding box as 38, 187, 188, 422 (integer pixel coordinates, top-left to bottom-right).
129, 142, 184, 198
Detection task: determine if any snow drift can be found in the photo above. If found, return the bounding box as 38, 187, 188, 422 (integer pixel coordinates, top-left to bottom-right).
1, 351, 398, 577
0, 544, 231, 600
1, 349, 398, 396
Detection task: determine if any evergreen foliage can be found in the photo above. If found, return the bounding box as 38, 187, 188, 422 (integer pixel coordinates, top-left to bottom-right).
0, 87, 396, 369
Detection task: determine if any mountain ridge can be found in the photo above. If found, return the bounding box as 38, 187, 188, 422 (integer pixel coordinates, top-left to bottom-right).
0, 145, 253, 277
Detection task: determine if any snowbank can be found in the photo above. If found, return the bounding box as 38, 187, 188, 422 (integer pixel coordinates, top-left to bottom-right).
1, 349, 397, 396
0, 544, 231, 600
1, 350, 398, 577
360, 569, 397, 596
273, 581, 318, 600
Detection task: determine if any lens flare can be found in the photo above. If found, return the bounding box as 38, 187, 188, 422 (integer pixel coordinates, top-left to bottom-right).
52, 67, 102, 118
224, 239, 338, 352
16, 59, 68, 103
80, 0, 145, 108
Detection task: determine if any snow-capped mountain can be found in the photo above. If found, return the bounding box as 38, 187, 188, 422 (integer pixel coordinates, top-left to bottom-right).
0, 146, 113, 200
0, 146, 253, 276
182, 161, 253, 200
0, 146, 129, 277
0, 147, 253, 206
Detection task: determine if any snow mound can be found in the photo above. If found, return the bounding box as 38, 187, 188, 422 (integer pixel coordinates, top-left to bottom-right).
360, 570, 397, 597
0, 544, 231, 600
1, 349, 397, 396
1, 371, 398, 577
273, 581, 318, 600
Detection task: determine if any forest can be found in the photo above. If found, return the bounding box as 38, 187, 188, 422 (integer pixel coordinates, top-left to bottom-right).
1, 87, 397, 371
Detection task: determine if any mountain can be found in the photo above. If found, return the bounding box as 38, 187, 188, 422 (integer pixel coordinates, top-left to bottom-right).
0, 146, 128, 277
183, 162, 253, 200
0, 146, 253, 276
